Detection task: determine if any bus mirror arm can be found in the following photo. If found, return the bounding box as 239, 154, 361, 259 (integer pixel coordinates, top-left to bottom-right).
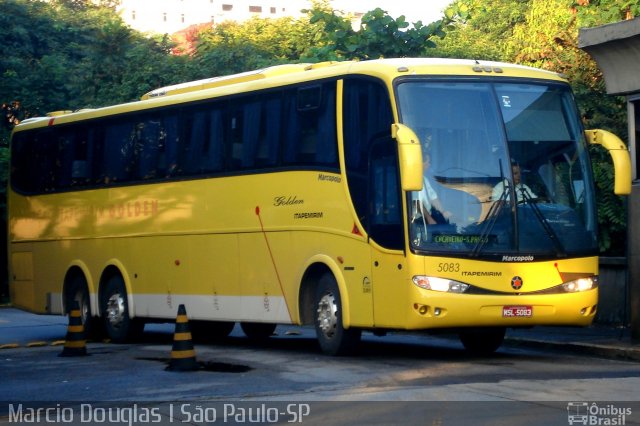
584, 129, 632, 195
392, 123, 424, 192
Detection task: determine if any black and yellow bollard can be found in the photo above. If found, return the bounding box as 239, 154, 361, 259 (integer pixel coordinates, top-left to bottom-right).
59, 301, 88, 357
166, 304, 199, 371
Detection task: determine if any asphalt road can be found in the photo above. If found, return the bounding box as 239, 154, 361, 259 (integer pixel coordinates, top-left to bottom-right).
1, 308, 640, 425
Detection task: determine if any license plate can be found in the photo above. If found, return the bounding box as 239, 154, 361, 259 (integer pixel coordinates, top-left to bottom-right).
503, 305, 533, 318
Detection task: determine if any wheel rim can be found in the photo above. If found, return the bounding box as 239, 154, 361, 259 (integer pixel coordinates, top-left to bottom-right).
73, 290, 89, 326
106, 292, 126, 329
316, 291, 338, 339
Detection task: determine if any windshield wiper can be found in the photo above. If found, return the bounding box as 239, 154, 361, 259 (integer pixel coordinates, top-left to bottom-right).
471, 187, 507, 257
518, 186, 567, 257
472, 161, 508, 257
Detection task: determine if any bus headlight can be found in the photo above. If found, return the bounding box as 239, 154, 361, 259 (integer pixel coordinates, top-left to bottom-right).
562, 276, 598, 293
412, 276, 470, 293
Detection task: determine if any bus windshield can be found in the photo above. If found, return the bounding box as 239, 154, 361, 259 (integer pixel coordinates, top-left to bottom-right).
397, 80, 598, 258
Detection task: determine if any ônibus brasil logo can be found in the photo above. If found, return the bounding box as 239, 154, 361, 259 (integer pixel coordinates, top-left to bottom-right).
567, 402, 632, 425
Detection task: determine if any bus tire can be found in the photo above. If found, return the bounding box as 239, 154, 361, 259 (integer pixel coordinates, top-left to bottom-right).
100, 275, 143, 343
314, 273, 361, 356
459, 327, 506, 355
65, 273, 101, 339
191, 320, 235, 342
241, 322, 276, 341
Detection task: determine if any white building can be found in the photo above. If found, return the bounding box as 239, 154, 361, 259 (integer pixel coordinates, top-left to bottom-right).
117, 0, 363, 34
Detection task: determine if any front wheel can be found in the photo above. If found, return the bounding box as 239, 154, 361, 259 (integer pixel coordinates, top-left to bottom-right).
459, 327, 506, 355
314, 273, 361, 356
100, 275, 143, 343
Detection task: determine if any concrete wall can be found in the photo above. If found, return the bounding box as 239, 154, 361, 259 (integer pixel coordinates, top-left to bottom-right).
597, 257, 629, 326
628, 185, 640, 339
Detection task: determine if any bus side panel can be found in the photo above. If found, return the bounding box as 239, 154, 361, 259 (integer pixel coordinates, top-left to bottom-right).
238, 231, 292, 323
8, 246, 37, 312
289, 232, 374, 328
370, 245, 410, 328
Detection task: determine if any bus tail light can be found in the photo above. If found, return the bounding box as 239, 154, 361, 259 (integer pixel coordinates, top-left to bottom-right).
412, 276, 470, 293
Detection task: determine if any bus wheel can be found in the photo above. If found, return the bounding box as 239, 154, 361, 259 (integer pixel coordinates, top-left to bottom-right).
241, 322, 276, 341
65, 274, 99, 338
191, 320, 235, 342
459, 327, 506, 355
100, 275, 143, 343
314, 273, 361, 356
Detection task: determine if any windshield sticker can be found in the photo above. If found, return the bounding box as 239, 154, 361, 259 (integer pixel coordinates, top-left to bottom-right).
432, 234, 498, 245
502, 95, 511, 108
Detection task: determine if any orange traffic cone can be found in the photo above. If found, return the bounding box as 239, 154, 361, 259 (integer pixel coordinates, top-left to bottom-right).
166, 304, 199, 371
59, 301, 87, 357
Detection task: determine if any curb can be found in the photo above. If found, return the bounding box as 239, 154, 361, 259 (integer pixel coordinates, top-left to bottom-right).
505, 336, 640, 362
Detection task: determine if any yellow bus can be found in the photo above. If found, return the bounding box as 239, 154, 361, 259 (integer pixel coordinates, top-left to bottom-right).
8, 58, 631, 355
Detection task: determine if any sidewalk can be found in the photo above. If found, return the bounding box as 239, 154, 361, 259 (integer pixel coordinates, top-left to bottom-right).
506, 325, 640, 362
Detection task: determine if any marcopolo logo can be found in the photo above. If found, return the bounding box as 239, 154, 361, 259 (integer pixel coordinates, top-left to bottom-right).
567, 402, 632, 425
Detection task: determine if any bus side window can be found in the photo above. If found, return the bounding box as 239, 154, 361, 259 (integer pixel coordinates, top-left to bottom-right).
11, 130, 56, 193
369, 139, 403, 250
283, 82, 338, 167
55, 130, 76, 189
240, 99, 261, 169
316, 86, 337, 165
137, 119, 161, 180
103, 121, 135, 184
255, 95, 281, 167
182, 107, 224, 174
343, 77, 395, 234
159, 114, 179, 177
34, 130, 57, 192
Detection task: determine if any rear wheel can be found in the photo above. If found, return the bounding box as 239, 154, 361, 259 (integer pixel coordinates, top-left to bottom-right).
241, 322, 277, 341
459, 327, 506, 355
100, 275, 143, 343
314, 273, 361, 356
65, 274, 101, 338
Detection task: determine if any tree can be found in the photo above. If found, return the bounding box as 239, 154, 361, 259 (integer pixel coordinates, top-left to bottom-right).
303, 5, 450, 61
432, 0, 530, 60
192, 16, 316, 76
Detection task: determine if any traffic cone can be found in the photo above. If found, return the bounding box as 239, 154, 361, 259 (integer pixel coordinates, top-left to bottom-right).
166, 304, 199, 371
59, 301, 87, 357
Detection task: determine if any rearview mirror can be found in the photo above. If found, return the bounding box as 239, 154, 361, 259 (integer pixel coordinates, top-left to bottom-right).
392, 123, 423, 191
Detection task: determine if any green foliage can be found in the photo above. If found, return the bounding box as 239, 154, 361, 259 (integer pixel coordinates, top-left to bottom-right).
432, 0, 530, 60
574, 0, 640, 26
0, 0, 189, 113
192, 16, 316, 75
304, 6, 450, 60
589, 145, 627, 254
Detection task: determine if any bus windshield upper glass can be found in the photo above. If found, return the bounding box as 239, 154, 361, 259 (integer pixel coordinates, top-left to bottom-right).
397, 79, 598, 258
